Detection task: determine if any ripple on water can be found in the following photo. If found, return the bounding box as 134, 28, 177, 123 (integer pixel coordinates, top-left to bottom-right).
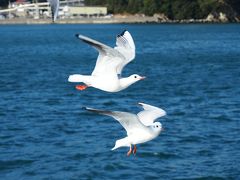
139, 151, 179, 160
0, 159, 35, 171
69, 153, 88, 161
0, 24, 240, 179
174, 176, 226, 180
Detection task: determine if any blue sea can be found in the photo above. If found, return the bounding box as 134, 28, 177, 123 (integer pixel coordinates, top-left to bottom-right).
0, 24, 240, 179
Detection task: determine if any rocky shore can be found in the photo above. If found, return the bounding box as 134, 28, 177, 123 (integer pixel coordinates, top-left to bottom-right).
0, 13, 239, 24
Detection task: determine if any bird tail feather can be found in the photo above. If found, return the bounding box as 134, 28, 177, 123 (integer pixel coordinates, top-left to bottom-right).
111, 137, 130, 151
68, 74, 88, 83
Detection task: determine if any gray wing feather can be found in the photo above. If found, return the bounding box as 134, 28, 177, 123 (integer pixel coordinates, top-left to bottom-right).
137, 103, 166, 126
76, 34, 123, 58
76, 34, 125, 76
84, 107, 147, 135
114, 30, 135, 74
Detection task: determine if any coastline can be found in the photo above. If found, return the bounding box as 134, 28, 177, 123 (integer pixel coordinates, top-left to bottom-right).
0, 14, 239, 25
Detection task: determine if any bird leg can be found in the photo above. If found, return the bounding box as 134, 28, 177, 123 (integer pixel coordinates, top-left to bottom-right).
133, 145, 137, 155
75, 85, 88, 91
127, 145, 132, 156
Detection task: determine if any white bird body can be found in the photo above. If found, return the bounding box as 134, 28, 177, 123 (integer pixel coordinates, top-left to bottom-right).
69, 74, 141, 92
68, 30, 145, 92
112, 127, 159, 150
85, 103, 166, 156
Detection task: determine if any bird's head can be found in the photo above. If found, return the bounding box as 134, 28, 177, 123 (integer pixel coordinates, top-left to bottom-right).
119, 74, 145, 90
151, 122, 163, 135
129, 74, 146, 82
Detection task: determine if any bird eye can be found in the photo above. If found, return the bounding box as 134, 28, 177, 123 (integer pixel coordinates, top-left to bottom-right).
156, 125, 158, 128
134, 75, 137, 78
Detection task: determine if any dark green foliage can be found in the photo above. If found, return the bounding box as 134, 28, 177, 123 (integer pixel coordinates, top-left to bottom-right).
226, 0, 240, 14
169, 0, 202, 19
143, 0, 157, 16
1, 0, 240, 19
84, 0, 107, 6
127, 0, 144, 14
84, 0, 240, 19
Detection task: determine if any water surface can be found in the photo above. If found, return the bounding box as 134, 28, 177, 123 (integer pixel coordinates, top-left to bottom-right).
0, 24, 240, 179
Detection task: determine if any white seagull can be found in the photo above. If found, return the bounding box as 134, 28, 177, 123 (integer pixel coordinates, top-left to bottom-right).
84, 102, 166, 156
68, 30, 145, 92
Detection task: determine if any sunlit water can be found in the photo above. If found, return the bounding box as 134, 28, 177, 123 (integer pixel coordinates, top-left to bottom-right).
0, 24, 240, 179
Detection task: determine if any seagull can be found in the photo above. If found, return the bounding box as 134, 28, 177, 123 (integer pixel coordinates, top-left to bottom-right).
84, 103, 166, 156
68, 30, 145, 92
48, 0, 59, 22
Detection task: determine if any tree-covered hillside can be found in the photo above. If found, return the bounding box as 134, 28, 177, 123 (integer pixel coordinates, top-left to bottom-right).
1, 0, 239, 21
84, 0, 240, 20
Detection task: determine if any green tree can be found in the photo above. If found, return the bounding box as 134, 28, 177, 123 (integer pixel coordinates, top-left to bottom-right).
84, 0, 107, 6
159, 0, 174, 19
226, 0, 240, 14
127, 0, 143, 14
143, 0, 157, 16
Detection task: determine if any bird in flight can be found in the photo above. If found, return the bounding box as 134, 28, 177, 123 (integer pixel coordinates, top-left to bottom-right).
68, 30, 145, 92
84, 102, 166, 156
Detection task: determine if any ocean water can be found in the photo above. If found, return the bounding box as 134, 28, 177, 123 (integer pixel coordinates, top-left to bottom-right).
0, 24, 240, 179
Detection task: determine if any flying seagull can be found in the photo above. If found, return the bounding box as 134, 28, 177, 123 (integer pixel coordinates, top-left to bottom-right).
84, 103, 166, 156
68, 30, 145, 92
48, 0, 59, 22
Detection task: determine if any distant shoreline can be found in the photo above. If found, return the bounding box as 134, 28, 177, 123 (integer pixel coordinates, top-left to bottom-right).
0, 15, 239, 25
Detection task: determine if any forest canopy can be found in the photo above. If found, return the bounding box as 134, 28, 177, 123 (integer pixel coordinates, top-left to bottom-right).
84, 0, 239, 20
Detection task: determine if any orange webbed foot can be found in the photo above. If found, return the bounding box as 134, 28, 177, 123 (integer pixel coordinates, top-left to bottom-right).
127, 145, 132, 156
75, 85, 88, 91
133, 145, 137, 155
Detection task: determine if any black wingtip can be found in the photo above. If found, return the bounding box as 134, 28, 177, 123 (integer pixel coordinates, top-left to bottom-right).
121, 29, 127, 36
138, 102, 143, 107
75, 34, 80, 38
117, 29, 127, 37
82, 107, 87, 110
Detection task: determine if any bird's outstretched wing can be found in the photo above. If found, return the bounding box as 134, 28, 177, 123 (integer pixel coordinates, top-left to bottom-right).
84, 107, 147, 136
75, 30, 135, 76
114, 30, 136, 75
137, 103, 166, 126
48, 0, 59, 22
76, 34, 124, 76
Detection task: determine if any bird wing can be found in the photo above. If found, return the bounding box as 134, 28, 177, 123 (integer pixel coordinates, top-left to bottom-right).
76, 34, 125, 77
48, 0, 59, 22
76, 30, 135, 77
137, 103, 166, 126
84, 107, 148, 136
114, 30, 136, 75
